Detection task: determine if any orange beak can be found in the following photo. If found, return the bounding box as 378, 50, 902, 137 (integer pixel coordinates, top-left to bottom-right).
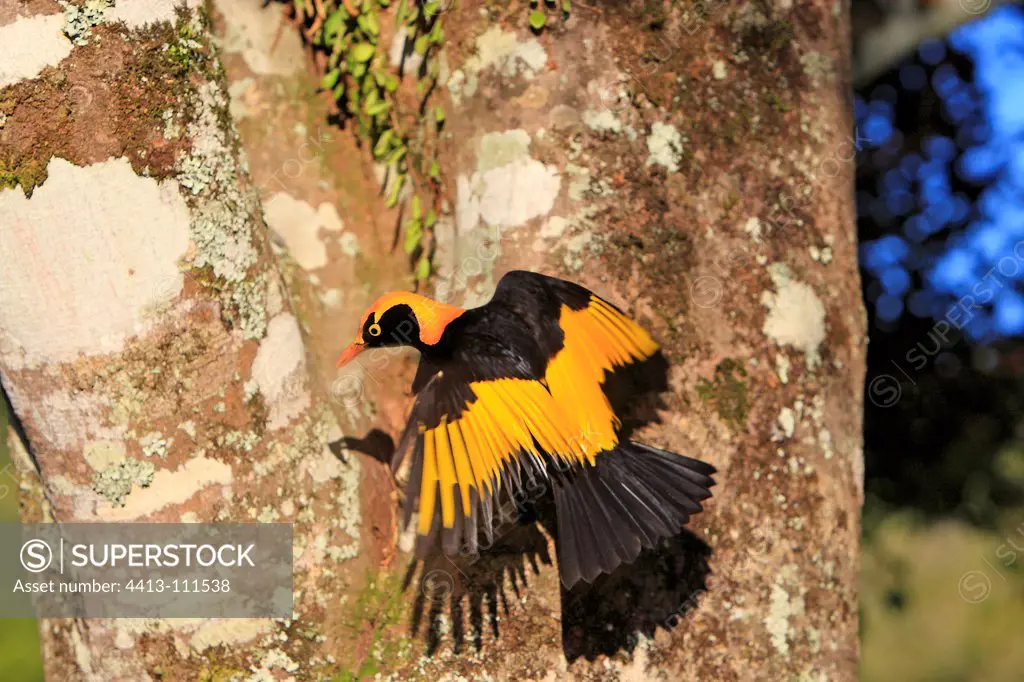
336, 341, 366, 368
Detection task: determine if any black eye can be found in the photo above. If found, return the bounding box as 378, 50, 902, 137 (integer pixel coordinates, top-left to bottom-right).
368, 323, 382, 337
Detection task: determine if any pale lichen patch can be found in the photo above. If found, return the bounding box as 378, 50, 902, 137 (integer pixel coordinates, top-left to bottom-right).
447, 26, 547, 104
0, 157, 190, 369
761, 263, 826, 370
0, 14, 72, 88
26, 389, 122, 449
214, 0, 305, 76
177, 80, 267, 339
92, 457, 155, 507
800, 51, 833, 88
108, 0, 198, 29
263, 193, 344, 270
188, 619, 275, 654
60, 0, 111, 46
809, 244, 833, 264
582, 109, 622, 134
255, 647, 300, 676
331, 448, 361, 561
97, 454, 232, 521
743, 216, 763, 242
251, 313, 309, 430
83, 440, 126, 471
305, 445, 344, 484
456, 130, 560, 234
777, 407, 796, 439
775, 353, 791, 384
540, 216, 567, 239
645, 122, 683, 173
763, 565, 806, 657
338, 231, 360, 257
140, 432, 173, 458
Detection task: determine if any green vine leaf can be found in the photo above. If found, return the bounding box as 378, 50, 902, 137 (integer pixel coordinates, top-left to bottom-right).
387, 145, 407, 165
386, 173, 405, 208
365, 100, 390, 116
358, 11, 379, 37
434, 106, 445, 124
413, 34, 429, 55
351, 42, 376, 63
428, 159, 440, 180
529, 10, 546, 30
324, 11, 347, 42
411, 194, 422, 220
348, 61, 368, 78
321, 68, 341, 89
403, 220, 422, 254
415, 255, 431, 281
373, 131, 394, 158
429, 19, 444, 44
425, 209, 437, 228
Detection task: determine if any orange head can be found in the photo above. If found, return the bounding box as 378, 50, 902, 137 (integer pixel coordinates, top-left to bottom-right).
337, 292, 465, 367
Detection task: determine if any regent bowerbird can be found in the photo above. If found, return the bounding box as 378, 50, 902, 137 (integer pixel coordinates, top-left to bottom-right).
338, 270, 716, 588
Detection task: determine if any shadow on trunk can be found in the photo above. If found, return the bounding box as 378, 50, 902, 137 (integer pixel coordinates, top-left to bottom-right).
398, 509, 711, 660
339, 348, 711, 659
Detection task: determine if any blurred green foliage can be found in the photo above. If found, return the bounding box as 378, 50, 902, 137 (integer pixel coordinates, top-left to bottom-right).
861, 512, 1024, 682
0, 402, 44, 681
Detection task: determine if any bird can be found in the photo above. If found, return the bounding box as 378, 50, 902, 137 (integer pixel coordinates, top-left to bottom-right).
337, 270, 716, 588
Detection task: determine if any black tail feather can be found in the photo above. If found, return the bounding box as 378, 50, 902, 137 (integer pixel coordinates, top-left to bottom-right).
551, 441, 716, 589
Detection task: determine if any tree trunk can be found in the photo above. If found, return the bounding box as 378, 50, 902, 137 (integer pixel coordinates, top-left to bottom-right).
381, 3, 863, 679
0, 3, 368, 680
2, 0, 863, 679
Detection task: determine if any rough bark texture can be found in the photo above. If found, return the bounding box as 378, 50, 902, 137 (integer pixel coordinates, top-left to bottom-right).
0, 2, 367, 680
1, 0, 864, 680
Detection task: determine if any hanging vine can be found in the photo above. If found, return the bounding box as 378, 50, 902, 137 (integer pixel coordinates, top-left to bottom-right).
290, 0, 571, 282
292, 0, 446, 283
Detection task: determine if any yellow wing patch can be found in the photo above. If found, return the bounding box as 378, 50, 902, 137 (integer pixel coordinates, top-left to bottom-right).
415, 296, 658, 537
545, 296, 659, 455
416, 378, 589, 535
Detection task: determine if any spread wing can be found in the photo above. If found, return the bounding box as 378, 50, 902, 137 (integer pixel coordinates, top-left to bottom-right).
398, 271, 661, 558
399, 366, 589, 557
493, 270, 660, 452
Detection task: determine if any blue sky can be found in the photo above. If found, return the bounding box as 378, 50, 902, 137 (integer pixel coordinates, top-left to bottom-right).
858, 5, 1024, 340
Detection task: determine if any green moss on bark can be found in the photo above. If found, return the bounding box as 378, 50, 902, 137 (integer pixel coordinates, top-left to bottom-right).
696, 358, 750, 430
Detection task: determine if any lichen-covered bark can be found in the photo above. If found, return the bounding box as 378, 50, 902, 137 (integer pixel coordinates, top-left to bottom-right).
0, 2, 364, 679
400, 2, 863, 679
2, 0, 863, 678
251, 0, 861, 679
